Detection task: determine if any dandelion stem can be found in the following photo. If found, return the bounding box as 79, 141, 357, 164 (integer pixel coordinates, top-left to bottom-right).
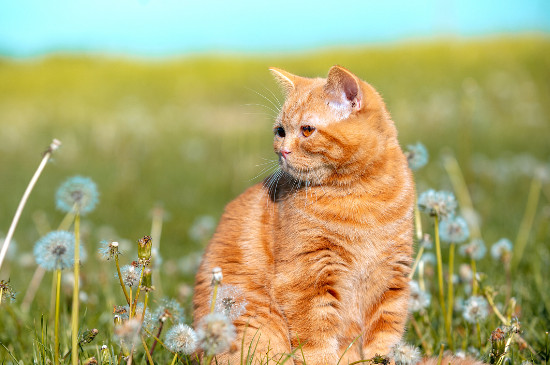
149, 320, 164, 358
0, 287, 3, 305
476, 322, 482, 349
54, 269, 61, 365
471, 258, 478, 296
131, 266, 146, 318
434, 215, 447, 328
445, 242, 455, 350
414, 196, 423, 241
170, 353, 178, 365
483, 290, 509, 325
210, 282, 219, 314
409, 245, 425, 280
141, 335, 155, 365
151, 205, 164, 295
204, 354, 214, 365
436, 343, 444, 365
512, 173, 542, 271
0, 139, 61, 271
71, 209, 81, 365
115, 255, 131, 305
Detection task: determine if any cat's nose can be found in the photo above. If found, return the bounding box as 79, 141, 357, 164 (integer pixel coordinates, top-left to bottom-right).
280, 150, 291, 159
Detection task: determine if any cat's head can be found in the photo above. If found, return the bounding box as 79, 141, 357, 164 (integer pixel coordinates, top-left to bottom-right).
270, 65, 397, 186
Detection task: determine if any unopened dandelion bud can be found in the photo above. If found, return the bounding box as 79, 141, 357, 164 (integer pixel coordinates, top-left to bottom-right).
141, 268, 154, 292
138, 235, 152, 262
113, 314, 122, 326
79, 328, 99, 345
0, 279, 16, 304
100, 344, 111, 363
83, 357, 98, 365
490, 327, 507, 361
212, 267, 223, 286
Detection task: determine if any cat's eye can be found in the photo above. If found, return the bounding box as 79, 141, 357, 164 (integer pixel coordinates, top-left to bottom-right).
274, 126, 285, 138
301, 125, 315, 137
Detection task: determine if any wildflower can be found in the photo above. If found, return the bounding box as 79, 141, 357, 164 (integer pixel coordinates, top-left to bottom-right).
408, 281, 430, 313
439, 216, 470, 243
116, 264, 142, 288
389, 341, 421, 365
210, 284, 248, 321
34, 231, 75, 271
98, 240, 121, 260
55, 176, 99, 215
196, 313, 236, 356
459, 239, 487, 261
137, 235, 152, 263
462, 295, 489, 324
165, 323, 198, 354
405, 142, 429, 171
153, 298, 185, 323
417, 189, 457, 219
419, 233, 433, 249
189, 215, 216, 242
0, 279, 16, 303
491, 238, 513, 261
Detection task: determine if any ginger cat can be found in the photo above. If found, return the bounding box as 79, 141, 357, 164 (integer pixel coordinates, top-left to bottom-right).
193, 66, 481, 365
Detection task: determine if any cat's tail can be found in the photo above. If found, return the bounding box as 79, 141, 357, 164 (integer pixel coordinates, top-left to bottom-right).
418, 355, 486, 365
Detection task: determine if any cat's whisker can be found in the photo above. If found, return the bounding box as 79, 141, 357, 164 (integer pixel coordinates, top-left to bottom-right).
261, 84, 283, 109
244, 103, 280, 118
249, 164, 280, 182
245, 87, 282, 115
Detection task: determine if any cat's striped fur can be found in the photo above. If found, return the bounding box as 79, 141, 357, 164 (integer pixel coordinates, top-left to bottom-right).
193, 66, 482, 365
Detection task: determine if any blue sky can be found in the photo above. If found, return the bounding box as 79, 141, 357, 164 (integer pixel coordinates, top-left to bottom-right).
0, 0, 549, 57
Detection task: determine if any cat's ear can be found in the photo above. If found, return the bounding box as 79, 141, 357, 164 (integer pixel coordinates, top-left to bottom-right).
324, 65, 362, 111
269, 67, 297, 96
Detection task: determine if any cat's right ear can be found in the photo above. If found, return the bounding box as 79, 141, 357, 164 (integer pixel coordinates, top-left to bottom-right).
269, 67, 297, 96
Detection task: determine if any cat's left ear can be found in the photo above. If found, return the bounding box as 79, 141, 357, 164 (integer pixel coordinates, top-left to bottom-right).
324, 65, 362, 111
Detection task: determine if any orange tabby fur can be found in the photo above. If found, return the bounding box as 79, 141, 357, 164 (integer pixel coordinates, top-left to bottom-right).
193, 66, 478, 364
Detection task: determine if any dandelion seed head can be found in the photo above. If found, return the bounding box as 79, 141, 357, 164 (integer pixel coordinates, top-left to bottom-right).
210, 284, 248, 321
389, 341, 421, 365
418, 189, 457, 219
34, 231, 75, 271
408, 281, 430, 313
439, 216, 470, 243
462, 295, 489, 324
165, 323, 198, 354
116, 264, 142, 288
196, 313, 236, 356
55, 176, 99, 215
113, 318, 141, 347
211, 267, 223, 286
491, 238, 513, 261
405, 142, 429, 171
459, 239, 487, 261
153, 298, 184, 323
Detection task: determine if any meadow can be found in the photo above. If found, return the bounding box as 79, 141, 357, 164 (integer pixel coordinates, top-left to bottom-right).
0, 36, 549, 364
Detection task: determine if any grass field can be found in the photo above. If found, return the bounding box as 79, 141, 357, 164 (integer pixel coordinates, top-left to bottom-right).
0, 36, 549, 363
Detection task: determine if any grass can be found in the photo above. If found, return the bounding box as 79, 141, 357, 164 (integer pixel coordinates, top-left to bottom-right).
0, 35, 549, 363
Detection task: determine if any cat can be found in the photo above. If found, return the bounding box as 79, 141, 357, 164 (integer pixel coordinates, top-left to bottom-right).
193, 66, 482, 365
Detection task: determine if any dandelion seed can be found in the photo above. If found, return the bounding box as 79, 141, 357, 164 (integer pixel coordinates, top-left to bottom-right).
165, 323, 198, 354
405, 142, 429, 171
389, 341, 421, 365
196, 313, 236, 356
439, 216, 470, 243
462, 295, 489, 324
491, 238, 513, 261
34, 231, 76, 271
210, 284, 248, 321
116, 264, 142, 288
459, 239, 487, 261
0, 279, 16, 303
153, 298, 184, 323
211, 267, 223, 286
417, 189, 457, 219
188, 215, 216, 242
408, 281, 430, 313
98, 240, 121, 260
55, 176, 99, 215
